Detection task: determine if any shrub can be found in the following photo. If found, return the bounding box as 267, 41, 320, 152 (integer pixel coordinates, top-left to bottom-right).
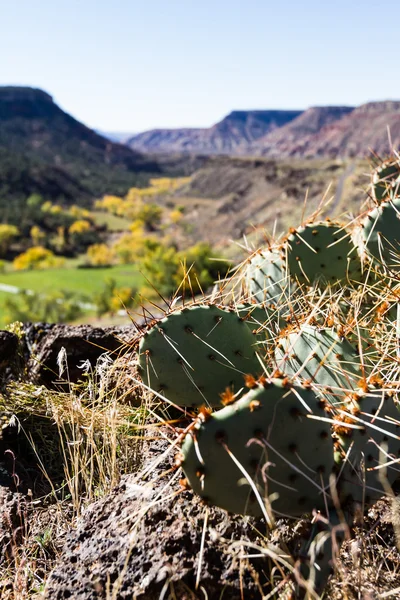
136, 240, 224, 299
176, 242, 224, 293
93, 278, 138, 316
3, 289, 85, 324
13, 246, 65, 270
112, 225, 158, 265
169, 208, 184, 224
30, 225, 46, 246
95, 195, 125, 215
0, 224, 19, 256
135, 203, 162, 231
85, 244, 115, 266
69, 219, 91, 235
68, 219, 97, 250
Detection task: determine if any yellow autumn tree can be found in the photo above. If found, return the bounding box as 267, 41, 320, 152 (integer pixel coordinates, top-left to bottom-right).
69, 219, 91, 235
169, 208, 183, 224
30, 225, 46, 246
13, 246, 65, 270
85, 244, 115, 266
68, 205, 91, 219
0, 224, 19, 256
95, 195, 125, 215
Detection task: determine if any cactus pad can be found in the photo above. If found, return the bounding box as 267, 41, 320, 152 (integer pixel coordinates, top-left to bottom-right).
372, 160, 400, 202
335, 393, 400, 505
138, 304, 261, 407
362, 198, 400, 272
246, 248, 292, 306
274, 324, 364, 397
181, 379, 334, 517
286, 222, 361, 286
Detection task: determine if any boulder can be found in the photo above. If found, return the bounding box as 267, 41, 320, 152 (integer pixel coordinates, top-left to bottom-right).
22, 323, 137, 387
0, 331, 20, 386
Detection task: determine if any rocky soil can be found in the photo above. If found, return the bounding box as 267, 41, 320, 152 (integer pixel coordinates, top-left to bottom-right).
0, 323, 400, 599
44, 437, 274, 599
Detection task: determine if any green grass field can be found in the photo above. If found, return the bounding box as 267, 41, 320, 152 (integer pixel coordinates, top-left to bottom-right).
0, 265, 142, 294
0, 265, 144, 328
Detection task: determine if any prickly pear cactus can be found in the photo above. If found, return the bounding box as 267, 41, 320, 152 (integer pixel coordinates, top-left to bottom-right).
372, 159, 400, 202
286, 221, 362, 286
274, 324, 365, 396
180, 379, 334, 517
362, 197, 400, 273
138, 304, 261, 408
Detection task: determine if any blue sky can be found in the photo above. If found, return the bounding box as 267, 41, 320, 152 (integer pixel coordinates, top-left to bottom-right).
2, 0, 400, 132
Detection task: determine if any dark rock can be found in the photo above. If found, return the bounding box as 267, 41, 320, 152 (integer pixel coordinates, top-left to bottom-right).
22, 323, 137, 388
0, 332, 18, 365
44, 437, 282, 599
0, 463, 13, 488
0, 331, 21, 387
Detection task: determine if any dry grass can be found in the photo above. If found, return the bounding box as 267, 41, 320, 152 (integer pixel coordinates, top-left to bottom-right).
0, 348, 150, 598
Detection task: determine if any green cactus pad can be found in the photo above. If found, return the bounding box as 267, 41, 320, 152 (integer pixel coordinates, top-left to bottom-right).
336, 393, 400, 505
372, 160, 400, 202
274, 325, 365, 398
286, 222, 362, 286
246, 248, 293, 306
138, 304, 261, 408
362, 197, 400, 272
181, 380, 334, 517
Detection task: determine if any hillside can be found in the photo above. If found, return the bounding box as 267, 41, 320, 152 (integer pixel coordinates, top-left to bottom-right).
0, 87, 161, 220
250, 106, 355, 156
127, 110, 302, 155
151, 156, 371, 253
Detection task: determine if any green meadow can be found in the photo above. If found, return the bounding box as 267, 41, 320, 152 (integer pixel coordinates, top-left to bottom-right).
0, 265, 143, 327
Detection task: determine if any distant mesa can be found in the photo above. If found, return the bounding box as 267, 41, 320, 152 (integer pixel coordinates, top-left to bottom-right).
128, 101, 400, 158
290, 101, 400, 158
127, 110, 303, 155
249, 106, 355, 157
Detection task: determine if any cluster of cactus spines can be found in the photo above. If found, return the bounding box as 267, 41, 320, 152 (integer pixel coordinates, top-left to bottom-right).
372, 158, 400, 202
138, 304, 261, 408
236, 303, 286, 348
180, 378, 334, 518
